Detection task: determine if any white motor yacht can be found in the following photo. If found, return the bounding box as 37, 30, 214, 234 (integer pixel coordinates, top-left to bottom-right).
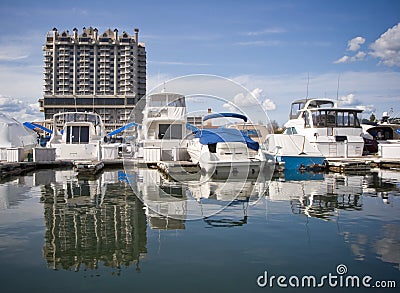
284, 98, 364, 158
48, 112, 106, 160
134, 92, 190, 163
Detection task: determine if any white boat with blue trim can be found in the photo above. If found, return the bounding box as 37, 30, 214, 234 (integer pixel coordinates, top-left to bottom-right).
264, 134, 325, 171
186, 112, 267, 177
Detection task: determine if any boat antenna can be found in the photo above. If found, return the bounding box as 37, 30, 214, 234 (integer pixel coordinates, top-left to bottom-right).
336, 74, 340, 101
306, 72, 309, 101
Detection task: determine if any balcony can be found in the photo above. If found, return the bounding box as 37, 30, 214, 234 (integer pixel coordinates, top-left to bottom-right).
99, 64, 110, 69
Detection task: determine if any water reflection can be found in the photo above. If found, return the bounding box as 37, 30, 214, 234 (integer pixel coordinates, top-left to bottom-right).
39, 169, 147, 272
269, 173, 364, 220
2, 166, 399, 277
0, 176, 34, 210
126, 165, 269, 228
270, 169, 400, 270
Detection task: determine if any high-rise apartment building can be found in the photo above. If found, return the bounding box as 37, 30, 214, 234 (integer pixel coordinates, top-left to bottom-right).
39, 27, 146, 132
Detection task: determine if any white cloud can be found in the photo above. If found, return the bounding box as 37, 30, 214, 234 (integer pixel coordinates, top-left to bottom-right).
244, 27, 286, 36
338, 93, 375, 113
334, 55, 350, 64
223, 88, 276, 112
370, 22, 400, 67
334, 51, 366, 64
347, 36, 366, 51
262, 99, 276, 111
354, 51, 366, 59
0, 95, 43, 122
234, 40, 283, 46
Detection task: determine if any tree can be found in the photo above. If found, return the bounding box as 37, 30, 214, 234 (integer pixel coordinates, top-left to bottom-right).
270, 120, 282, 134
369, 113, 376, 122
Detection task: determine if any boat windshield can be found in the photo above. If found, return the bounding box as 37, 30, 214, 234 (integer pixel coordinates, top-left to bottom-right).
55, 112, 101, 127
290, 100, 336, 120
290, 102, 305, 119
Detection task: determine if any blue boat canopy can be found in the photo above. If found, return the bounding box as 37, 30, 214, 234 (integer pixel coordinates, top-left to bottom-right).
107, 122, 140, 137
186, 123, 199, 132
202, 112, 248, 122
23, 122, 53, 134
195, 128, 259, 151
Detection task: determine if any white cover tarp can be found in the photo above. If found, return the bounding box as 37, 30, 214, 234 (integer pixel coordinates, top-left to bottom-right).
0, 113, 37, 148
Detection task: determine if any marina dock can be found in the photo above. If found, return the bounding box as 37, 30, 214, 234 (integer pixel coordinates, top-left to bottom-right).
157, 161, 200, 181
324, 156, 400, 173
0, 159, 124, 179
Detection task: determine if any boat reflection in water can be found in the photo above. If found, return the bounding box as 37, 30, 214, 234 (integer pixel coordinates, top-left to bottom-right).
39, 169, 147, 273
270, 171, 365, 220
124, 164, 271, 229
268, 169, 400, 270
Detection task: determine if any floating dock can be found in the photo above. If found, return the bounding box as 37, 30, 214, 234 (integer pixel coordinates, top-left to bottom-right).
0, 161, 73, 179
73, 160, 105, 176
324, 156, 400, 173
157, 161, 200, 181
325, 158, 372, 173
0, 158, 124, 179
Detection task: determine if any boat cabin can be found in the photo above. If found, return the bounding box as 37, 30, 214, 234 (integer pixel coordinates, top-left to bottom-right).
143, 93, 186, 141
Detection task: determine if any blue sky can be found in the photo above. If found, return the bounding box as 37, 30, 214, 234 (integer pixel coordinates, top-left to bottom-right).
0, 0, 399, 124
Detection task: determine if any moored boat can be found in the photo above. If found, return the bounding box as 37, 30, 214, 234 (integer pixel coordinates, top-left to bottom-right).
362, 112, 400, 158
0, 113, 37, 161
134, 92, 190, 163
48, 112, 106, 160
186, 112, 266, 177
264, 134, 325, 170
284, 98, 364, 158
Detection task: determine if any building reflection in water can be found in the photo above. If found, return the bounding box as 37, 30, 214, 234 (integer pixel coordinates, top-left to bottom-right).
39, 169, 147, 273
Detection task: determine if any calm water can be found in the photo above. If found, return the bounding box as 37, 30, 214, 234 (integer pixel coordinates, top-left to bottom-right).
0, 167, 399, 292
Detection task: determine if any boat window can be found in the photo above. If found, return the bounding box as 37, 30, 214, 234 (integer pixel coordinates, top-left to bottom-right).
290, 102, 305, 119
66, 126, 90, 144
312, 110, 361, 128
283, 127, 297, 135
208, 143, 217, 153
326, 111, 336, 127
303, 112, 310, 128
149, 96, 167, 107
66, 125, 71, 143
312, 100, 335, 108
167, 97, 185, 107
80, 126, 89, 143
158, 124, 182, 139
71, 126, 80, 143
